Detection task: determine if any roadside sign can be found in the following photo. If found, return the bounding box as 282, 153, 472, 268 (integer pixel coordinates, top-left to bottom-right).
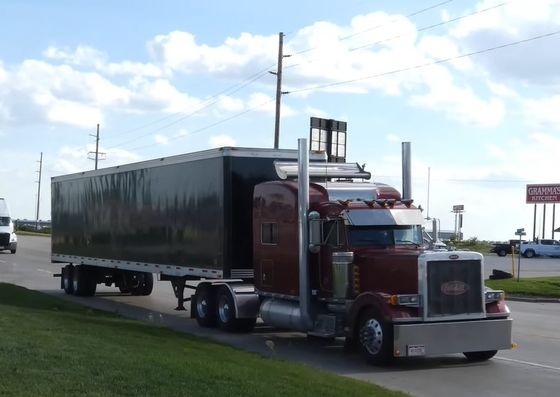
526, 184, 560, 204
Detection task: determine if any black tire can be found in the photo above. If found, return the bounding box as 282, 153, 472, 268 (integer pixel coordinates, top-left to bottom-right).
357, 308, 393, 365
72, 265, 97, 297
10, 249, 16, 254
497, 249, 507, 257
463, 350, 497, 361
194, 284, 217, 327
524, 249, 535, 258
62, 265, 74, 295
128, 272, 154, 296
216, 286, 256, 333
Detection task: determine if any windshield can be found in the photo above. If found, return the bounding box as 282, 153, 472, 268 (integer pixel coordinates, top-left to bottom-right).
0, 217, 10, 226
348, 225, 423, 247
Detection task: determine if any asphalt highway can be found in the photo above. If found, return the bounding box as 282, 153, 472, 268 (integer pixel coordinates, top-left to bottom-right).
2, 235, 560, 397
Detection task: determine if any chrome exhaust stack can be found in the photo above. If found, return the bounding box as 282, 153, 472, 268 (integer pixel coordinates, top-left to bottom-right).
402, 142, 411, 200
259, 138, 314, 332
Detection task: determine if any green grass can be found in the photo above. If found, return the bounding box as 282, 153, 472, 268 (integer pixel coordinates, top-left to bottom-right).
15, 230, 51, 237
0, 283, 406, 397
486, 277, 560, 298
450, 239, 492, 254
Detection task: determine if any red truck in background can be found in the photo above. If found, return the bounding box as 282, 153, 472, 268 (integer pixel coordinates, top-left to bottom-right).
51, 138, 513, 364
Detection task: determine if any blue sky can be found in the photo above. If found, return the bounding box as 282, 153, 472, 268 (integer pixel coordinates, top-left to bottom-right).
1, 0, 560, 241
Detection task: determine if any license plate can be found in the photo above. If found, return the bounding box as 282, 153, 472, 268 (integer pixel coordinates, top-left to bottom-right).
407, 344, 426, 357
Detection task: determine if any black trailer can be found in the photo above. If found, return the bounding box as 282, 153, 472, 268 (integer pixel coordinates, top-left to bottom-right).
51, 147, 305, 297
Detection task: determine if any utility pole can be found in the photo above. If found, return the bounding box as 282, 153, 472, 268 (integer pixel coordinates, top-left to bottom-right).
88, 123, 105, 169
271, 32, 290, 149
35, 152, 43, 230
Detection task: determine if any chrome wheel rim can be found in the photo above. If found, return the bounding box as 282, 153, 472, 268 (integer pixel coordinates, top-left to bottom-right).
218, 296, 232, 323
197, 299, 208, 319
359, 318, 383, 355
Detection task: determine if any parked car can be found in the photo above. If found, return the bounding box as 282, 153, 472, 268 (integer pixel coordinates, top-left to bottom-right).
490, 239, 524, 257
520, 239, 560, 258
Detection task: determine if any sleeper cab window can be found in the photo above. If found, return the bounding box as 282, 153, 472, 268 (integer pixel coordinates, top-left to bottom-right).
261, 223, 278, 245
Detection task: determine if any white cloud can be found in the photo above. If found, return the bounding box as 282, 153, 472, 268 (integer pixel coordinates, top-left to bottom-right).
53, 145, 141, 174
410, 65, 505, 127
386, 134, 401, 142
148, 31, 276, 77
523, 95, 560, 128
44, 45, 163, 77
209, 134, 236, 148
44, 45, 106, 68
449, 0, 560, 86
154, 134, 169, 145
304, 106, 329, 119
47, 99, 103, 128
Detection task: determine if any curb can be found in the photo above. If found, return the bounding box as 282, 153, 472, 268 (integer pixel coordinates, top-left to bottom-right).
506, 296, 560, 303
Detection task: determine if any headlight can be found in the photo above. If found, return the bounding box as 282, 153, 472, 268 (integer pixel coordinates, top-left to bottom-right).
389, 294, 422, 307
485, 290, 505, 303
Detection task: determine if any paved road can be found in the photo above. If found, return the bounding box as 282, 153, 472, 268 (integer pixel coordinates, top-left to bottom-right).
2, 236, 560, 397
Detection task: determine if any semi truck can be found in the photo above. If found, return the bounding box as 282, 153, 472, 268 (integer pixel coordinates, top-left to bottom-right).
0, 198, 17, 254
51, 139, 513, 364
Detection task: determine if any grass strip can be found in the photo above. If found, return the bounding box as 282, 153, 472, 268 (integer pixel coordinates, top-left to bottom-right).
0, 283, 406, 397
486, 277, 560, 298
15, 230, 51, 237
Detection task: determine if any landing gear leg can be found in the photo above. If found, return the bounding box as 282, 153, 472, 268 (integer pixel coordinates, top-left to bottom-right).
171, 277, 191, 311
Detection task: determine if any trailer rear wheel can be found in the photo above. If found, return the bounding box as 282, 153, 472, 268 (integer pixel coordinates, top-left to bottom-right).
216, 286, 256, 333
72, 265, 97, 297
463, 350, 497, 361
62, 265, 74, 295
357, 308, 393, 365
194, 284, 217, 327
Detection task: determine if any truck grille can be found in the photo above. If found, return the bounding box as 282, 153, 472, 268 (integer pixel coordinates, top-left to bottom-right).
0, 233, 9, 246
426, 259, 483, 318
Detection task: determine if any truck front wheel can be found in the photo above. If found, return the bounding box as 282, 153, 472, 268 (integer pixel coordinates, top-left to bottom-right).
463, 350, 497, 361
524, 249, 535, 258
357, 308, 393, 364
194, 284, 217, 327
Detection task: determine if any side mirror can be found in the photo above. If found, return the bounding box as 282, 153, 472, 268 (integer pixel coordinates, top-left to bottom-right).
308, 211, 321, 254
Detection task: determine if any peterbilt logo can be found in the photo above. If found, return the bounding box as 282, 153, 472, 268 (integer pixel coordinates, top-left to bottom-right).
441, 281, 469, 296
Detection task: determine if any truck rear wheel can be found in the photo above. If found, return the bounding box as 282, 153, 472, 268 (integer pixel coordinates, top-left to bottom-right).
216, 286, 256, 333
463, 350, 497, 361
72, 265, 97, 297
357, 308, 393, 365
194, 284, 217, 327
62, 265, 74, 295
497, 249, 507, 257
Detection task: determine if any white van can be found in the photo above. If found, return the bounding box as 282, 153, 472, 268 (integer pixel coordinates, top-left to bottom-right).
0, 198, 17, 254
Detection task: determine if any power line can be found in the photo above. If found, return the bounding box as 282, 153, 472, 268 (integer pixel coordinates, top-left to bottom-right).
285, 1, 511, 71
348, 1, 511, 52
104, 1, 455, 151
126, 98, 276, 153
287, 29, 560, 95
290, 0, 454, 57
105, 65, 275, 148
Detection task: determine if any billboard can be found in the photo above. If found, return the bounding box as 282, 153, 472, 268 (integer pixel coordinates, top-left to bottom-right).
526, 184, 560, 204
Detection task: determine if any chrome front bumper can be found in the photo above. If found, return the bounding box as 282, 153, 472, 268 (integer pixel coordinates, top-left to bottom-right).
393, 318, 512, 357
